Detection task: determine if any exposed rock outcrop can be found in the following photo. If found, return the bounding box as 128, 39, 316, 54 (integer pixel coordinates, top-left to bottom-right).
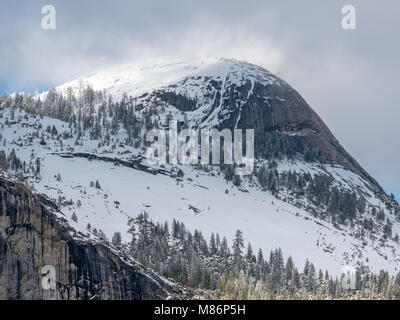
152, 71, 384, 196
0, 175, 177, 300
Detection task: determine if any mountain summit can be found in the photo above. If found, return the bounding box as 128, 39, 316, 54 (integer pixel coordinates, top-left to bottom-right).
42, 57, 383, 193
1, 57, 399, 293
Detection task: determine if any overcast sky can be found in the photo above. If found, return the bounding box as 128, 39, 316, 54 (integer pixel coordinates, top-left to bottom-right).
0, 0, 399, 198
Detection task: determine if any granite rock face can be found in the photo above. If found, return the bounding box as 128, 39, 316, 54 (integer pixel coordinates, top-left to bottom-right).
152, 74, 383, 195
0, 175, 176, 300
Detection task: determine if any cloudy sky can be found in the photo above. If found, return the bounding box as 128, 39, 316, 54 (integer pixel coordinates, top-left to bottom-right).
0, 0, 399, 198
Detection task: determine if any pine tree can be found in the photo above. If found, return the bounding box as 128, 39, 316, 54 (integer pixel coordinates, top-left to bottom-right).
257, 248, 264, 263
210, 233, 217, 255
232, 230, 244, 262
220, 236, 229, 257
216, 233, 220, 252
35, 158, 41, 174
112, 232, 122, 247
0, 151, 8, 170
246, 242, 253, 261
71, 212, 78, 223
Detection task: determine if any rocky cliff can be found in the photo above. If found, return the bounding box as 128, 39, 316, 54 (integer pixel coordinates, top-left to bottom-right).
153, 70, 383, 195
0, 174, 177, 300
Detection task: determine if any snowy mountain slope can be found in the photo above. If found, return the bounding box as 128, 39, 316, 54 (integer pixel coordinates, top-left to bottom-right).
36, 57, 383, 191
37, 57, 279, 103
1, 107, 400, 275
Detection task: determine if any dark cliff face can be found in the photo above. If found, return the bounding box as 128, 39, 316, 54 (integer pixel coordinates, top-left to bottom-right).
152, 72, 384, 195
0, 175, 176, 300
233, 78, 383, 193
